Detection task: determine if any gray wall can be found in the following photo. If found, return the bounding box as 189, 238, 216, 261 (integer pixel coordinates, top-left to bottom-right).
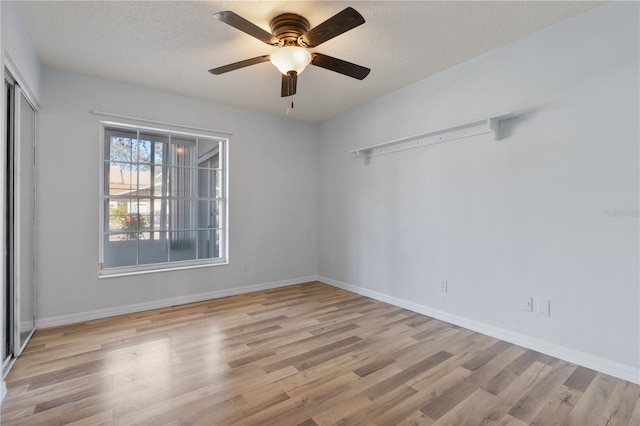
317, 2, 639, 376
1, 1, 41, 103
37, 68, 318, 320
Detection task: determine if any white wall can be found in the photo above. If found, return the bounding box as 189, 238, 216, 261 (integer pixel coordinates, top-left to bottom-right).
1, 0, 41, 103
317, 2, 639, 382
36, 68, 318, 322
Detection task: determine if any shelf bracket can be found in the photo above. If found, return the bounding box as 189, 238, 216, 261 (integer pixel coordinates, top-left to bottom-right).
488, 116, 501, 140
353, 150, 370, 165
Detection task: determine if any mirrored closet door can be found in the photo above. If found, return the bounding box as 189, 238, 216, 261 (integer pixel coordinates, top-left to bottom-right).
2, 72, 37, 377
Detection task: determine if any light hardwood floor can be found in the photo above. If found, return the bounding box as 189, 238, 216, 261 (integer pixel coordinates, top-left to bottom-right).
2, 282, 639, 425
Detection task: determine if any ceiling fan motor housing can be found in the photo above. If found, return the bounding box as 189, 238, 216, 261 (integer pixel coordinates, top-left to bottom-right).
270, 13, 310, 45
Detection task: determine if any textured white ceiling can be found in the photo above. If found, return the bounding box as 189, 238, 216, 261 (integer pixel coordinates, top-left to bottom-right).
16, 1, 601, 123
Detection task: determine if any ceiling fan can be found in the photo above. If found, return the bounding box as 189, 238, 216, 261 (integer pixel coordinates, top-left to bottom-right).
208, 7, 371, 100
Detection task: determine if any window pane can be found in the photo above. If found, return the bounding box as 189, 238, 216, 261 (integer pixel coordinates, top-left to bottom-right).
147, 165, 166, 197
168, 199, 195, 230
105, 198, 142, 240
154, 141, 166, 165
108, 133, 137, 163
149, 198, 168, 234
170, 231, 196, 261
106, 199, 131, 233
140, 132, 169, 165
106, 162, 137, 195
216, 170, 223, 198
198, 200, 219, 229
169, 166, 196, 197
104, 239, 137, 267
137, 199, 152, 240
137, 164, 153, 196
172, 138, 196, 167
107, 233, 123, 242
198, 139, 220, 167
138, 139, 152, 163
198, 230, 220, 259
139, 234, 168, 265
197, 168, 220, 198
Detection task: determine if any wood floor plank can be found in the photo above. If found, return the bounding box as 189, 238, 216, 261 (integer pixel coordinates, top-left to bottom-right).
496, 413, 528, 426
483, 349, 549, 396
308, 394, 373, 426
375, 367, 473, 425
2, 281, 638, 425
593, 379, 640, 426
630, 396, 640, 425
563, 364, 598, 392
564, 372, 625, 425
419, 351, 510, 419
431, 387, 498, 425
364, 350, 452, 401
336, 384, 418, 426
507, 361, 576, 423
395, 410, 435, 426
65, 410, 114, 426
237, 374, 356, 425
435, 361, 552, 425
529, 384, 583, 426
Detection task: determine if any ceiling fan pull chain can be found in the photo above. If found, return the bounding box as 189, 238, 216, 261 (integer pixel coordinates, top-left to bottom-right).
286, 95, 295, 114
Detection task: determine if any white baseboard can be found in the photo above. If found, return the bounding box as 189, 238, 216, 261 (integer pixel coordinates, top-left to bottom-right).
37, 275, 318, 329
319, 276, 640, 385
1, 380, 6, 402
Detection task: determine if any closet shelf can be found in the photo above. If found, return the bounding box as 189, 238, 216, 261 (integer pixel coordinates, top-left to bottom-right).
350, 112, 517, 164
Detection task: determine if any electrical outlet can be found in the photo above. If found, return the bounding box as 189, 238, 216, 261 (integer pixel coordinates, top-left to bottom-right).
242, 260, 250, 272
328, 256, 334, 268
537, 299, 551, 316
440, 280, 447, 293
521, 296, 533, 312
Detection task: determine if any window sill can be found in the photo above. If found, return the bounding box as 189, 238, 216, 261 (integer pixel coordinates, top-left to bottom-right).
98, 259, 229, 279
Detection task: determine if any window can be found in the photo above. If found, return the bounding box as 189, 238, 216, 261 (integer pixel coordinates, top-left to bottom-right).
99, 122, 228, 276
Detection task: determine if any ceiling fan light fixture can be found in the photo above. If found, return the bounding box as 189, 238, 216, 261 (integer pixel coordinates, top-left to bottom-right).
209, 8, 370, 99
270, 46, 312, 75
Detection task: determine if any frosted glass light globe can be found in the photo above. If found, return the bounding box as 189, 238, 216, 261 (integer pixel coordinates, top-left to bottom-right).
270, 46, 312, 75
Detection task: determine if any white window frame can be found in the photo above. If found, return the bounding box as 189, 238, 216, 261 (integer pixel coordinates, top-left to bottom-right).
98, 121, 229, 278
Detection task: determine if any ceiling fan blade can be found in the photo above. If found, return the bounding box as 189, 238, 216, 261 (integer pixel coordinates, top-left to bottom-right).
311, 53, 370, 80
214, 11, 281, 46
208, 55, 271, 75
281, 71, 297, 97
299, 7, 365, 48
